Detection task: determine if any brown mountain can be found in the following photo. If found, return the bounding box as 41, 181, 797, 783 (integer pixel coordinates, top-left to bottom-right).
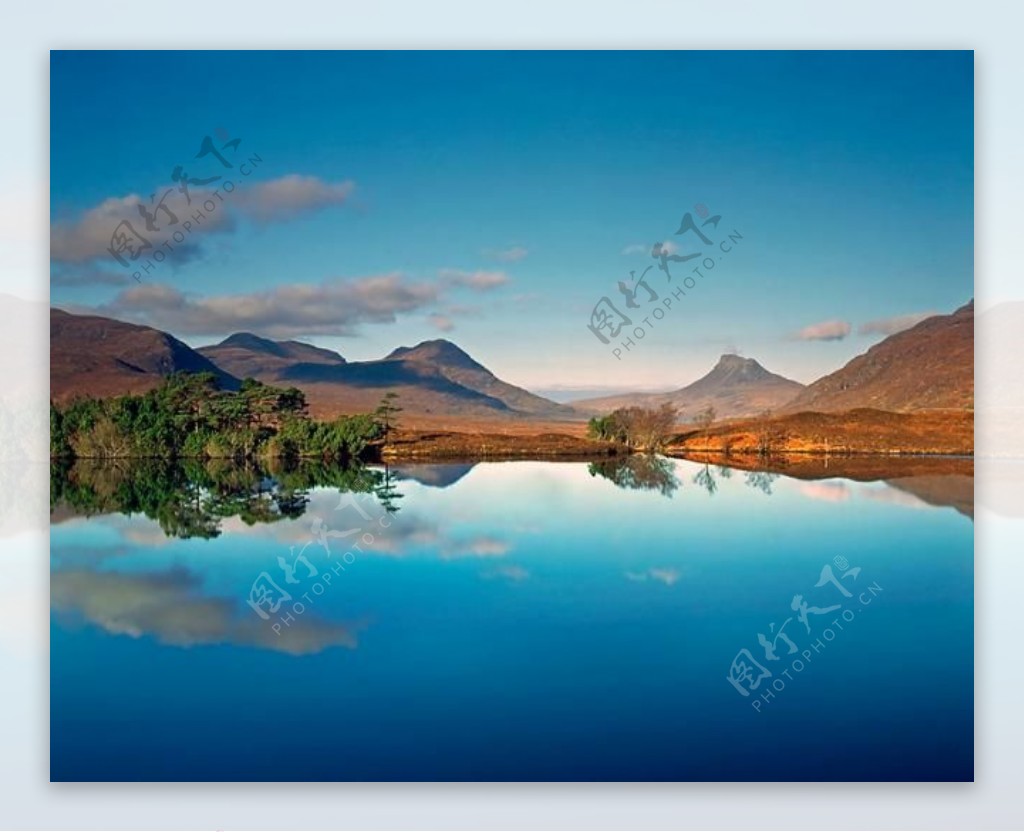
198, 332, 346, 380
199, 333, 573, 420
50, 309, 239, 402
383, 340, 574, 417
785, 300, 974, 413
575, 354, 805, 419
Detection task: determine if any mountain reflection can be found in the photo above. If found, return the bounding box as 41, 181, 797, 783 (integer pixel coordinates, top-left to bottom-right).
48, 457, 973, 664
50, 458, 402, 540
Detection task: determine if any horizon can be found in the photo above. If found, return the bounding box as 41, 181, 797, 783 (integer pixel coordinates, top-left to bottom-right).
50, 51, 973, 389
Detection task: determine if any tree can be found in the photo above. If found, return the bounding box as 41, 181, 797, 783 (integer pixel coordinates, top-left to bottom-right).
50, 403, 69, 458
753, 409, 788, 457
694, 405, 716, 443
587, 414, 624, 442
375, 391, 403, 445
609, 404, 678, 451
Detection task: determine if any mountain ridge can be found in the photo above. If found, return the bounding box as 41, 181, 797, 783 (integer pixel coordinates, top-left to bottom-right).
783, 300, 974, 413
575, 353, 806, 419
51, 309, 239, 402
198, 332, 572, 419
50, 299, 975, 425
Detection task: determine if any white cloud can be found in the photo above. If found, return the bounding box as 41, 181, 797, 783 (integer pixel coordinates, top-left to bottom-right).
92, 273, 441, 338
483, 245, 529, 263
233, 174, 354, 223
427, 312, 455, 332
792, 319, 852, 342
623, 241, 676, 256
438, 269, 509, 291
50, 174, 354, 268
859, 311, 936, 337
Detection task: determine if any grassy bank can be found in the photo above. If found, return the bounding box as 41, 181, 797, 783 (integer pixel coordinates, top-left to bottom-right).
666, 408, 973, 457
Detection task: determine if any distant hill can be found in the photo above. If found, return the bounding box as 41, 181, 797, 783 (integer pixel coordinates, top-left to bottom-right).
51, 309, 239, 402
575, 354, 805, 419
199, 332, 346, 380
785, 300, 974, 413
198, 334, 574, 420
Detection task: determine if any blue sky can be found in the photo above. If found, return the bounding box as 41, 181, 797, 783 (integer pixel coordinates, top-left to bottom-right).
50, 51, 973, 392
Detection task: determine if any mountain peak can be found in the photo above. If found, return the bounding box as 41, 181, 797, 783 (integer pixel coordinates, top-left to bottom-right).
219, 332, 287, 357
704, 353, 774, 384
385, 339, 484, 370
715, 353, 758, 368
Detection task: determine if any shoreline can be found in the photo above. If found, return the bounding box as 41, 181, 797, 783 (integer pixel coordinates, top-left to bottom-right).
49, 408, 975, 464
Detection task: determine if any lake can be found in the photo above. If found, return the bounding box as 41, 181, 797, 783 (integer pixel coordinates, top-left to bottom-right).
50, 455, 974, 781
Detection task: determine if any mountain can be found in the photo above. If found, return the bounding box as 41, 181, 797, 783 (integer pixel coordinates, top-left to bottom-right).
784, 300, 974, 413
386, 339, 480, 367
383, 339, 574, 417
575, 354, 805, 419
198, 334, 573, 420
51, 309, 239, 402
199, 332, 346, 380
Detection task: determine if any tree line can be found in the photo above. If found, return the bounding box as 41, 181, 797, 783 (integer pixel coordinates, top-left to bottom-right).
50, 373, 401, 462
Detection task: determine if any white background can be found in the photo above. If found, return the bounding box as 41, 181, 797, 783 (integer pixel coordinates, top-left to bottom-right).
2, 1, 1019, 829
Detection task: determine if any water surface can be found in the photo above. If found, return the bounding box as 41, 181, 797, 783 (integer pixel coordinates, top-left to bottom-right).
50, 456, 973, 781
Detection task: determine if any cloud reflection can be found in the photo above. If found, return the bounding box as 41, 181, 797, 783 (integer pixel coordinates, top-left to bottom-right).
51, 567, 360, 656
625, 567, 681, 586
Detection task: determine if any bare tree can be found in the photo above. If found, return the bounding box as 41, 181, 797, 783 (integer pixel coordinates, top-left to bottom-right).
694, 405, 716, 445
754, 409, 787, 457
610, 404, 677, 451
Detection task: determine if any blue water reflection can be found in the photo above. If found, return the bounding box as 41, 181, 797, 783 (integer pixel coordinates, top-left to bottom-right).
50, 457, 973, 781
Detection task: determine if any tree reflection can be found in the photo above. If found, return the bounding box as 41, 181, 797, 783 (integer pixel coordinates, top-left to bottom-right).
692, 463, 718, 496
374, 465, 404, 513
588, 455, 680, 497
51, 457, 401, 540
744, 471, 779, 496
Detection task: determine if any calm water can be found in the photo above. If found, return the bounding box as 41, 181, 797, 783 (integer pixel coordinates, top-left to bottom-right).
50, 456, 973, 781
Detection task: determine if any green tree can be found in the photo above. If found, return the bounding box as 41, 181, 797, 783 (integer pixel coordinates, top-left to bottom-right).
587, 414, 624, 442
374, 391, 403, 445
50, 374, 383, 463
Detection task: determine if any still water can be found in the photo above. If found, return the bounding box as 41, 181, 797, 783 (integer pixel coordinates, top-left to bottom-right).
50, 456, 973, 781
